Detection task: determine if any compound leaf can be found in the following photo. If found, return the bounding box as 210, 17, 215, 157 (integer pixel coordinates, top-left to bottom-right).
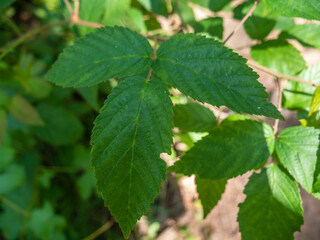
262, 0, 320, 21
275, 126, 320, 193
91, 76, 173, 238
196, 176, 227, 218
238, 164, 303, 240
170, 120, 274, 180
153, 34, 281, 119
46, 26, 152, 88
173, 103, 217, 132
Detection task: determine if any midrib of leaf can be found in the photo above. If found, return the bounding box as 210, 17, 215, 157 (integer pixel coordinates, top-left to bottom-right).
127, 82, 147, 215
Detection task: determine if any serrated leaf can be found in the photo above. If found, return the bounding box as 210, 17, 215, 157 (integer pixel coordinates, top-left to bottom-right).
46, 27, 152, 88
91, 76, 173, 238
191, 17, 223, 40
284, 24, 320, 50
196, 176, 226, 218
283, 63, 320, 110
170, 120, 274, 179
8, 95, 44, 126
153, 34, 281, 119
262, 0, 320, 21
238, 164, 303, 240
173, 103, 217, 132
0, 109, 7, 147
138, 0, 168, 17
34, 104, 83, 145
251, 40, 306, 76
275, 126, 320, 193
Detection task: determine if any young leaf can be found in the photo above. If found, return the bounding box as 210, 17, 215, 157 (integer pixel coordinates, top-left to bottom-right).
8, 95, 44, 126
153, 34, 282, 119
169, 120, 274, 180
262, 0, 320, 21
275, 126, 320, 193
196, 176, 227, 218
34, 104, 84, 145
251, 40, 306, 76
238, 164, 303, 240
173, 103, 217, 132
46, 26, 152, 88
91, 76, 173, 238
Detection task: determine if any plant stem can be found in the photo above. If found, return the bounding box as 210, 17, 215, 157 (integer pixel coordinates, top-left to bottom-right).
273, 78, 283, 135
83, 219, 115, 240
0, 195, 29, 216
63, 0, 73, 14
223, 0, 261, 45
248, 60, 318, 87
146, 39, 158, 82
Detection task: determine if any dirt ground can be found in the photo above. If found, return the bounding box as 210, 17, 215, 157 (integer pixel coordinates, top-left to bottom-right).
146, 6, 320, 240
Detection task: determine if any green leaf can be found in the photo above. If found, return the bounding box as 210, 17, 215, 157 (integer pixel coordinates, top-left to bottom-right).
8, 95, 44, 126
46, 27, 152, 88
173, 103, 217, 132
191, 17, 223, 40
234, 0, 277, 40
91, 76, 173, 238
283, 63, 320, 110
28, 202, 66, 240
138, 0, 168, 17
153, 34, 282, 119
0, 109, 7, 147
251, 40, 306, 76
307, 86, 320, 128
262, 0, 320, 21
102, 0, 131, 26
170, 120, 274, 179
275, 126, 320, 193
79, 0, 106, 35
126, 8, 147, 33
173, 0, 195, 24
284, 24, 320, 50
0, 163, 25, 195
0, 0, 15, 9
34, 104, 84, 145
196, 176, 226, 218
238, 164, 303, 240
0, 144, 14, 171
77, 86, 99, 110
190, 0, 232, 12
